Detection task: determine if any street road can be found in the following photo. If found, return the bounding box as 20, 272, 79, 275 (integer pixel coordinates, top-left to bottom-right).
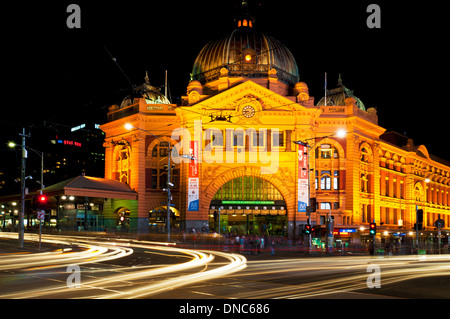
1, 233, 450, 299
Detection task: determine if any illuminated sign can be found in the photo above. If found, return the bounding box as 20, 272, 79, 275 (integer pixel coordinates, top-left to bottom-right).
334, 228, 357, 235
297, 144, 309, 212
222, 201, 275, 205
340, 229, 357, 233
187, 140, 199, 211
71, 124, 86, 132
56, 139, 82, 147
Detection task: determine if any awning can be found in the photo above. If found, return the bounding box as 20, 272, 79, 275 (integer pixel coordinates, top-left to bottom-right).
42, 176, 137, 200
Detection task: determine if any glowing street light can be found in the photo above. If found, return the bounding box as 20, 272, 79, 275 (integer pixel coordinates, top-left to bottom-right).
124, 123, 134, 131
336, 129, 347, 138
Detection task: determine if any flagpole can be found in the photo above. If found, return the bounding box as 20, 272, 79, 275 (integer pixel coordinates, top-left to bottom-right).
324, 72, 327, 106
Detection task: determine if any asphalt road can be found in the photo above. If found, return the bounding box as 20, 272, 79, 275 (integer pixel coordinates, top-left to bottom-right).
1, 233, 449, 301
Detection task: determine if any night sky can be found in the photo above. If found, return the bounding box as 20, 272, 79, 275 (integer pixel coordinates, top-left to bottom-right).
1, 0, 447, 159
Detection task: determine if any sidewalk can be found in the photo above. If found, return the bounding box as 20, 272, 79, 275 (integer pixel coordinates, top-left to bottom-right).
0, 236, 73, 254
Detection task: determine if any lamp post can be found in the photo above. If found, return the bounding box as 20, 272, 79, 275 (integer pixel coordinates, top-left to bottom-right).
294, 129, 347, 252
10, 141, 45, 233
26, 147, 44, 194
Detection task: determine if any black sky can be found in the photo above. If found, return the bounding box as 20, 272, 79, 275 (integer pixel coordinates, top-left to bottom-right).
1, 0, 448, 159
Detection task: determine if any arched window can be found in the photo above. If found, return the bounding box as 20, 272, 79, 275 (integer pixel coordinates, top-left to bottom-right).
318, 170, 339, 190
213, 176, 283, 201
360, 147, 370, 162
320, 171, 332, 190
414, 182, 425, 202
316, 144, 339, 159
114, 144, 131, 185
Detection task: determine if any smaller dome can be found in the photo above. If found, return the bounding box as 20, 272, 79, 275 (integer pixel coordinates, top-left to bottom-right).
120, 72, 170, 108
317, 74, 366, 111
294, 82, 309, 94
187, 80, 203, 94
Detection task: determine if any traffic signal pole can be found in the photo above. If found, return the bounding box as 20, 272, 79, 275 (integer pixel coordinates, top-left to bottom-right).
166, 144, 172, 243
19, 128, 30, 249
416, 209, 423, 256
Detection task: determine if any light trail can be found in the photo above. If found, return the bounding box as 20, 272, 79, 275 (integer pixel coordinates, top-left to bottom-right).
0, 234, 247, 299
0, 233, 133, 271
232, 254, 450, 298
99, 250, 247, 299
3, 233, 449, 299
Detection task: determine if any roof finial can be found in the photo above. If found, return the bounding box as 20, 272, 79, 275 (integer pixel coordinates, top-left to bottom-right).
236, 0, 254, 28
337, 73, 343, 86
144, 71, 150, 84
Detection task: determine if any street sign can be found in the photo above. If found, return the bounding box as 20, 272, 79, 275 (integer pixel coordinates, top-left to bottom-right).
37, 210, 45, 220
435, 219, 445, 228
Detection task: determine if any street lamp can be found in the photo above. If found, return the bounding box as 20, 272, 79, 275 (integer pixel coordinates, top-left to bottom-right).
335, 129, 347, 139
124, 123, 134, 131
9, 139, 45, 237
27, 147, 45, 194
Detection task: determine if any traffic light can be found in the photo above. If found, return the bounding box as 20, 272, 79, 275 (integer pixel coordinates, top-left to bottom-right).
38, 194, 48, 204
304, 224, 312, 235
369, 222, 376, 235
416, 209, 423, 223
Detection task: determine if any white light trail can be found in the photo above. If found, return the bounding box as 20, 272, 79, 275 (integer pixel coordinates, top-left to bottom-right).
0, 233, 247, 299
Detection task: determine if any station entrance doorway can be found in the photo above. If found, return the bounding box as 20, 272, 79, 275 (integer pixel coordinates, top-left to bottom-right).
209, 176, 287, 236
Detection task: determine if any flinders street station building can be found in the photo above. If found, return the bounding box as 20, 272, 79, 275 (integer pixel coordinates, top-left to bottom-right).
4, 6, 448, 250
99, 11, 450, 244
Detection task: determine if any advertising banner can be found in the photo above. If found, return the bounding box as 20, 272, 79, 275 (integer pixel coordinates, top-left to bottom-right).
188, 140, 199, 211
297, 144, 309, 212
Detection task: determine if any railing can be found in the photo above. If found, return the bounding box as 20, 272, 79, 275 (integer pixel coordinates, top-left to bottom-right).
193, 64, 298, 86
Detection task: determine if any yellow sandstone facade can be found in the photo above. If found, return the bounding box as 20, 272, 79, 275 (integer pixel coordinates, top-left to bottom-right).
100, 15, 450, 241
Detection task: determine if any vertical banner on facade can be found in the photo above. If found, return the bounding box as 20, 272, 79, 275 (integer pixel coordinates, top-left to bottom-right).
298, 144, 309, 212
188, 140, 199, 211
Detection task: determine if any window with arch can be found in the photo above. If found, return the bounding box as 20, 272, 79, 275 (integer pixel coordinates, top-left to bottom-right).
318, 170, 340, 190
414, 182, 426, 202
212, 176, 283, 201
114, 144, 131, 185
316, 144, 339, 159
360, 147, 371, 162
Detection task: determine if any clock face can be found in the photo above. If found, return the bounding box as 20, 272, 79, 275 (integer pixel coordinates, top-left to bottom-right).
242, 105, 255, 118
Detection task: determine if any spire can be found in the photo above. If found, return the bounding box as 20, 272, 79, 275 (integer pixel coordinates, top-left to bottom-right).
144, 71, 150, 84
235, 0, 254, 28
337, 73, 343, 86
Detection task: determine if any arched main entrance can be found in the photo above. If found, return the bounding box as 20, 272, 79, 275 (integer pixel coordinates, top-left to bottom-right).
209, 176, 287, 236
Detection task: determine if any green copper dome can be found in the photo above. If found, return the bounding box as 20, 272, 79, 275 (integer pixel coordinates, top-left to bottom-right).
192, 25, 299, 87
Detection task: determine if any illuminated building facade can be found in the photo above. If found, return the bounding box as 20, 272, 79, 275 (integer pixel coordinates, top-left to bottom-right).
100, 12, 450, 241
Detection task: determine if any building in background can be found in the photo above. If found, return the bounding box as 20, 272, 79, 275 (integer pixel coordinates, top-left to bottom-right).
1, 122, 105, 196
